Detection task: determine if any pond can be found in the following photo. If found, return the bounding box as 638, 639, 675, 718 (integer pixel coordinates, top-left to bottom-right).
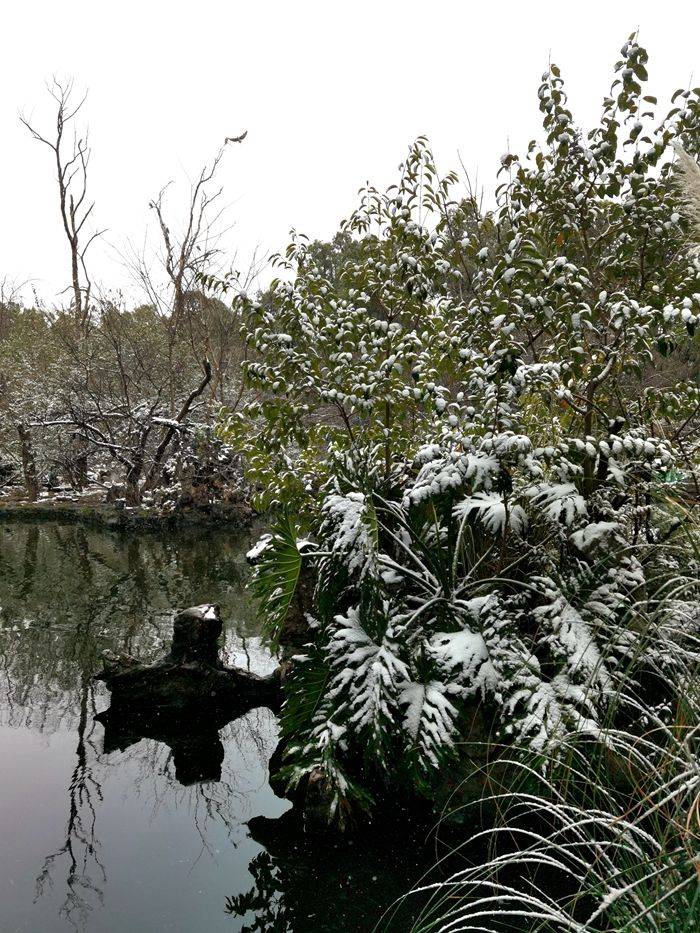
0, 521, 432, 933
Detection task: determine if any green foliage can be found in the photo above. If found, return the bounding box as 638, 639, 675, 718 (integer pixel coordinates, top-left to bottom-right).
224, 37, 700, 832
221, 34, 700, 522
248, 513, 305, 645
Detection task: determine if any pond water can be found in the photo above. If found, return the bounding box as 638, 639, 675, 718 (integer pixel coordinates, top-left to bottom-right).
0, 521, 431, 933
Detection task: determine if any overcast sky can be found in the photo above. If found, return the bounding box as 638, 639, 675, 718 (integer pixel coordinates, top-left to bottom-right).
1, 0, 698, 306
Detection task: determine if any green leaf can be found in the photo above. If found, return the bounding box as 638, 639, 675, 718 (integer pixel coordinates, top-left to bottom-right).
657, 337, 674, 357
251, 512, 304, 644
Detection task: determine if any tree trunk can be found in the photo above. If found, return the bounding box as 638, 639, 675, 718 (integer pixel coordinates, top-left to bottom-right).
17, 423, 39, 500
124, 478, 141, 507
142, 359, 212, 494
71, 242, 83, 326
72, 437, 89, 491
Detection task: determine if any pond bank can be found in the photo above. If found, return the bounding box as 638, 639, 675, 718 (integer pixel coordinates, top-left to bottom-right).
0, 495, 254, 530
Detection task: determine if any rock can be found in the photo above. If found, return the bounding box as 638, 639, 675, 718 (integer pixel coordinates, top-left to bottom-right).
169, 603, 223, 666
96, 604, 283, 713
95, 604, 285, 783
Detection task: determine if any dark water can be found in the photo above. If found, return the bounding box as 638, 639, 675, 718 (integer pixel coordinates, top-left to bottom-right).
0, 521, 430, 933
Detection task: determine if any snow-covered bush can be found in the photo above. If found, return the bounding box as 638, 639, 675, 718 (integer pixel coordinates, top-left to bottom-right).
239, 38, 700, 824
259, 432, 698, 824
224, 37, 700, 517
150, 423, 248, 511
220, 140, 474, 510
402, 571, 700, 931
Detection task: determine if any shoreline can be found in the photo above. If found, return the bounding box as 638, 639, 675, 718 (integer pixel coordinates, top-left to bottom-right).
0, 497, 255, 531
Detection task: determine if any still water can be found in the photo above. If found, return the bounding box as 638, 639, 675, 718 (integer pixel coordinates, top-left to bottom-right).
0, 521, 430, 933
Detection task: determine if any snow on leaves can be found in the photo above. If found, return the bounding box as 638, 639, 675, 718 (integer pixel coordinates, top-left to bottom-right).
404, 449, 500, 507
428, 625, 498, 698
570, 521, 619, 552
327, 605, 408, 744
400, 681, 460, 771
240, 48, 700, 813
526, 482, 587, 526
321, 492, 378, 578
454, 492, 528, 535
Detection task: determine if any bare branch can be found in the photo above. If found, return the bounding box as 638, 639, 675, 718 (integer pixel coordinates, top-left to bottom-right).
21, 77, 99, 331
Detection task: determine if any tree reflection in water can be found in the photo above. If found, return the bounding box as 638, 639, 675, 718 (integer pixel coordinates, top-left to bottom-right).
34, 675, 106, 929
225, 807, 433, 932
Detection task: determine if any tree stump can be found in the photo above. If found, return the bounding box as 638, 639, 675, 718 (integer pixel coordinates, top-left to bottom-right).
95, 604, 284, 783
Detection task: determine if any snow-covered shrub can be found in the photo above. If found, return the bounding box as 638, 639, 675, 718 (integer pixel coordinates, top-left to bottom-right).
223, 37, 700, 517
239, 38, 700, 824
262, 432, 698, 825
219, 141, 474, 510
402, 576, 700, 931
143, 423, 247, 513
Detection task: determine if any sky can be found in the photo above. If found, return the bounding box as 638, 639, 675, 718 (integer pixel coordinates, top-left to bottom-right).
1, 0, 699, 306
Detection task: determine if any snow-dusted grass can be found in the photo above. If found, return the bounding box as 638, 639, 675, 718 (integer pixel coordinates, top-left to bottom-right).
395, 545, 700, 932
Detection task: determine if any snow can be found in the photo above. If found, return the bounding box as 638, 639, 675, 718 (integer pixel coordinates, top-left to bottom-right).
454, 492, 528, 535
400, 681, 459, 766
429, 628, 498, 696
322, 492, 376, 577
526, 482, 587, 526
534, 596, 608, 683
404, 450, 500, 507
327, 606, 409, 735
570, 522, 619, 552
246, 534, 273, 561
190, 603, 219, 620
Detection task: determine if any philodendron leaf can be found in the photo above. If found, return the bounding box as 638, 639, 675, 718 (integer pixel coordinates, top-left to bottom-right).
249, 513, 306, 644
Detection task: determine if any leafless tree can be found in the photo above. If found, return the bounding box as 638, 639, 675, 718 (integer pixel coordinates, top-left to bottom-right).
3, 127, 251, 503
20, 78, 104, 331
33, 294, 215, 505
0, 277, 27, 341
127, 136, 249, 414
127, 149, 223, 412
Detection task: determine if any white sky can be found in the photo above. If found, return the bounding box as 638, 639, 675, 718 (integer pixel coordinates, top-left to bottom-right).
1, 0, 698, 306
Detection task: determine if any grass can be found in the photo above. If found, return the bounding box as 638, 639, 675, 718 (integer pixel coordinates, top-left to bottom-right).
384, 529, 700, 932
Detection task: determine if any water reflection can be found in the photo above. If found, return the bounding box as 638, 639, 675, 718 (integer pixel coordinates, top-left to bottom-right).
33, 676, 106, 929
0, 520, 285, 933
225, 810, 431, 932
0, 521, 431, 932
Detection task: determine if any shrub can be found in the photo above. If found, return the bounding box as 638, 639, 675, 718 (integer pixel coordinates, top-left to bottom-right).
230, 36, 700, 827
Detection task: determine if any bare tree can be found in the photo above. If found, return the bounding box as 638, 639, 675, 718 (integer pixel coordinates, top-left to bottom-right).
40, 297, 215, 505
0, 277, 27, 341
127, 137, 247, 414
20, 78, 104, 331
